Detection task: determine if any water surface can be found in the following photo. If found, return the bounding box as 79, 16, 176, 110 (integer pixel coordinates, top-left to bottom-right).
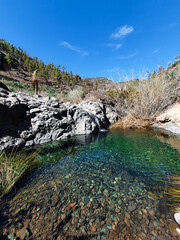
1, 129, 180, 240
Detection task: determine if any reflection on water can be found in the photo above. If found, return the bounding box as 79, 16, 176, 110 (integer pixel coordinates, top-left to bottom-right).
1, 129, 180, 240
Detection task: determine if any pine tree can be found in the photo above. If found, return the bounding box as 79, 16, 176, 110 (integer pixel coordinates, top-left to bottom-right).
62, 65, 65, 72
56, 70, 62, 88
5, 53, 11, 68
57, 64, 61, 71
18, 58, 22, 67
14, 47, 18, 57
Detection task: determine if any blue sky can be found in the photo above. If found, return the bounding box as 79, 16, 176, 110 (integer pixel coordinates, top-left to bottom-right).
1, 0, 180, 81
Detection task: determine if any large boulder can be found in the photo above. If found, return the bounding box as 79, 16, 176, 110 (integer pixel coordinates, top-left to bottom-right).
153, 103, 180, 135
0, 87, 117, 150
79, 101, 118, 127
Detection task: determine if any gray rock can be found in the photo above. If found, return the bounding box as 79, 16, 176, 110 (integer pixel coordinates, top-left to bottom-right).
7, 233, 16, 240
0, 88, 117, 150
128, 201, 137, 211
17, 228, 30, 240
79, 101, 112, 128
153, 103, 180, 135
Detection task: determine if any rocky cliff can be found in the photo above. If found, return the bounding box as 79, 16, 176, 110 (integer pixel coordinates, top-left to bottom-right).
0, 86, 118, 150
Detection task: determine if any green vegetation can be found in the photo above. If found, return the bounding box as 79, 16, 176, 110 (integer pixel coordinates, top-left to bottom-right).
0, 39, 179, 127
67, 86, 84, 103
46, 88, 59, 98
0, 149, 38, 197
0, 39, 82, 89
106, 63, 180, 120
0, 80, 33, 94
166, 176, 180, 212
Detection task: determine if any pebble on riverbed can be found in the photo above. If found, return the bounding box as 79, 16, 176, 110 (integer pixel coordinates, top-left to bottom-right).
1, 150, 179, 240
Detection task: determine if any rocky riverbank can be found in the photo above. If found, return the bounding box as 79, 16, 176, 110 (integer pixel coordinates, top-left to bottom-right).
153, 103, 180, 135
0, 86, 118, 151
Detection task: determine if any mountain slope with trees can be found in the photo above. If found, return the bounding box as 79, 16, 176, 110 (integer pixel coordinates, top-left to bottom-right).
0, 39, 112, 99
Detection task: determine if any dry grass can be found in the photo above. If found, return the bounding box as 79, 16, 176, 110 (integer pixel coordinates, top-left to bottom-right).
106, 63, 180, 128
126, 68, 180, 118
108, 64, 180, 123
0, 149, 37, 197
66, 87, 84, 103
110, 115, 151, 129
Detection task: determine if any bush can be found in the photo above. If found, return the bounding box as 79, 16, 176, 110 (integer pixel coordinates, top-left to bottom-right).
114, 67, 180, 119
67, 87, 84, 103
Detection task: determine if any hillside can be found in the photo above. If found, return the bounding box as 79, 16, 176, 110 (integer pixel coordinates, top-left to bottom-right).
0, 40, 112, 99
0, 39, 180, 123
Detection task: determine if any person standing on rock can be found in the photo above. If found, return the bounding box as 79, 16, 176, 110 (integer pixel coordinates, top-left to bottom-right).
32, 69, 39, 95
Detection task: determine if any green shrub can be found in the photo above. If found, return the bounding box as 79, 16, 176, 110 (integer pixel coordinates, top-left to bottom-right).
172, 61, 179, 67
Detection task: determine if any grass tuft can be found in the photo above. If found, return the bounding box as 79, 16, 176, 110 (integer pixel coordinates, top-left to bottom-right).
0, 149, 38, 197
166, 175, 180, 212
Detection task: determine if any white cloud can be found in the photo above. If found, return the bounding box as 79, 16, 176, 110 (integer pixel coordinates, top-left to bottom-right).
116, 44, 122, 49
158, 22, 178, 31
153, 48, 160, 54
111, 25, 134, 39
117, 50, 139, 59
60, 41, 88, 56
105, 43, 122, 50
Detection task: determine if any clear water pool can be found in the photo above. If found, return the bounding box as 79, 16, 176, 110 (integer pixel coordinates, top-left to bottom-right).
1, 129, 180, 239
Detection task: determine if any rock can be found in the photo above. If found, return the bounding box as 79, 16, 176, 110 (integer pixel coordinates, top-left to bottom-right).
60, 214, 66, 221
149, 210, 155, 217
174, 212, 180, 225
153, 103, 180, 135
91, 225, 97, 232
121, 172, 134, 182
50, 195, 59, 207
17, 228, 30, 240
128, 201, 136, 212
0, 87, 117, 150
83, 198, 90, 205
106, 106, 118, 124
168, 221, 180, 236
79, 101, 117, 128
7, 233, 16, 240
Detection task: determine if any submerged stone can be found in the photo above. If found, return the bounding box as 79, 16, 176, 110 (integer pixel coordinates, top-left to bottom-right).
83, 198, 90, 205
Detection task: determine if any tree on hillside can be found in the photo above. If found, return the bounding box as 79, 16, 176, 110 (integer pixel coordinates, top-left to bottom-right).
56, 70, 62, 88
62, 65, 65, 72
8, 44, 14, 54
57, 64, 61, 71
0, 39, 81, 90
17, 46, 23, 52
5, 53, 11, 68
95, 81, 98, 90
32, 69, 39, 95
